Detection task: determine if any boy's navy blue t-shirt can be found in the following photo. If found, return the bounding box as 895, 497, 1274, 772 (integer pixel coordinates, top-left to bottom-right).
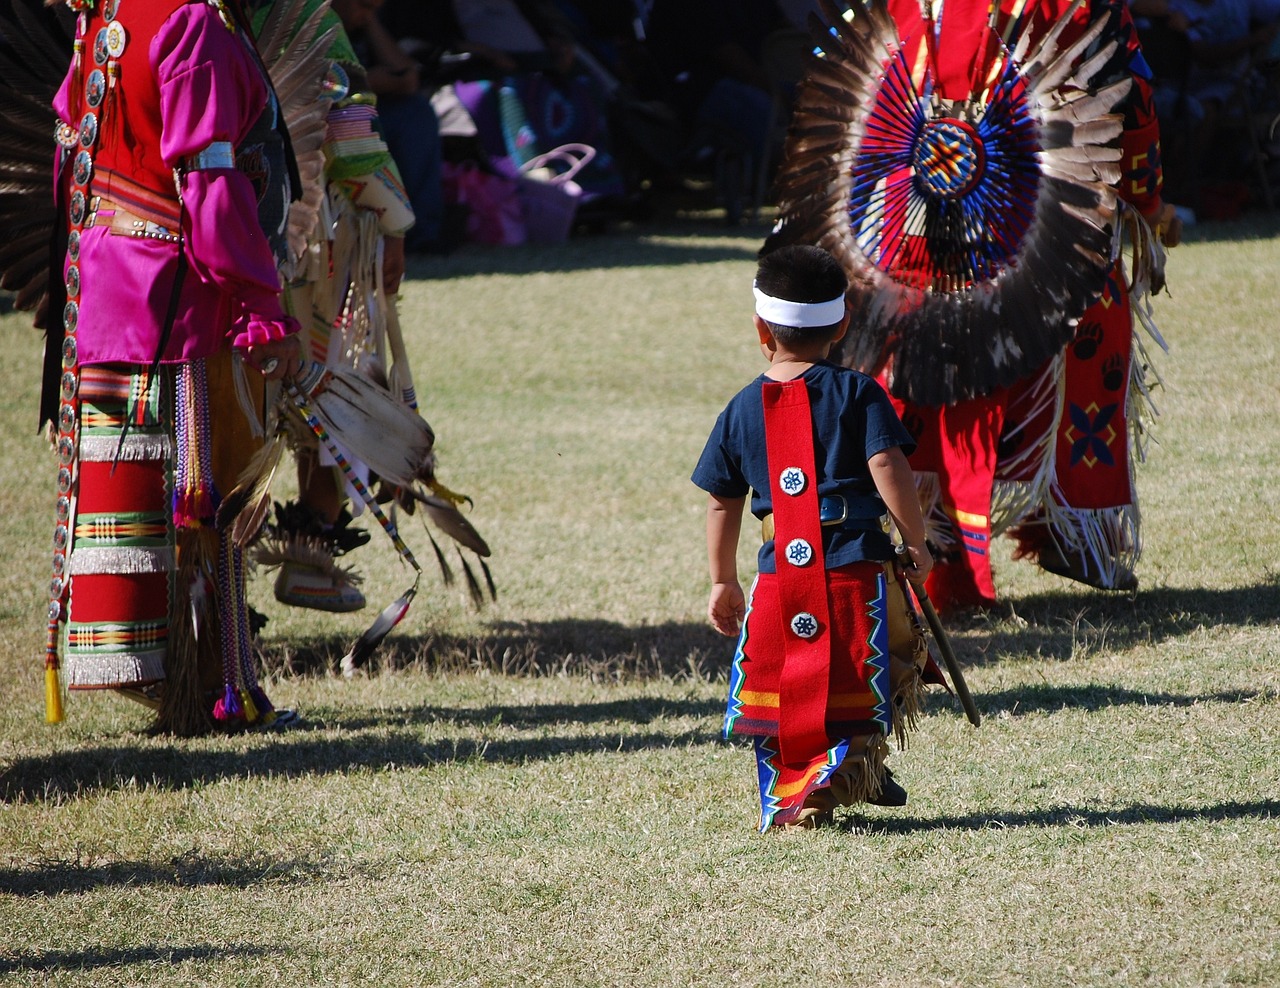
691, 361, 915, 573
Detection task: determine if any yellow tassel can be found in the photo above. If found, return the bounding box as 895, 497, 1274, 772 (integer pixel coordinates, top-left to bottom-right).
45, 667, 64, 724
239, 688, 259, 724
426, 478, 471, 508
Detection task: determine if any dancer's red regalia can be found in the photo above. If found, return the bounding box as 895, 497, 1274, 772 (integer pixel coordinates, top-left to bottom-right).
765, 0, 1172, 610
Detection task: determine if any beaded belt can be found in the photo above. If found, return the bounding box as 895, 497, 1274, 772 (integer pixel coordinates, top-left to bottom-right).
84, 197, 181, 243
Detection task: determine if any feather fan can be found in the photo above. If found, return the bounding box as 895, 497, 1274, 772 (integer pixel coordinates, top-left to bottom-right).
287, 360, 436, 490
0, 1, 73, 315
764, 0, 1136, 405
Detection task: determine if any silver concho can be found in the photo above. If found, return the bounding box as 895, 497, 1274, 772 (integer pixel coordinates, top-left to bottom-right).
58, 403, 76, 435
68, 229, 81, 262
47, 599, 62, 622
57, 467, 74, 494
79, 111, 98, 148
63, 303, 79, 337
103, 0, 120, 20
61, 371, 78, 400
56, 495, 72, 523
69, 189, 86, 225
93, 27, 109, 65
53, 523, 69, 551
73, 149, 93, 186
86, 68, 106, 108
50, 576, 64, 600
57, 436, 75, 465
66, 265, 80, 298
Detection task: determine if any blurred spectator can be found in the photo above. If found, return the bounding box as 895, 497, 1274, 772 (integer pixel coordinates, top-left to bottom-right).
381, 0, 635, 228
335, 0, 452, 253
1131, 0, 1202, 206
643, 0, 790, 222
1150, 0, 1280, 212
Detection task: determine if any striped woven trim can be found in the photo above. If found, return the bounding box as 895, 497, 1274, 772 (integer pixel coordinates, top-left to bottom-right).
67, 619, 168, 652
79, 366, 164, 433
93, 167, 182, 229
73, 511, 169, 544
78, 366, 136, 401
68, 545, 174, 574
81, 409, 166, 433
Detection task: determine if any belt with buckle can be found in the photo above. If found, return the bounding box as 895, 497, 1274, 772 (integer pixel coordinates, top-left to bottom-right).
84, 197, 181, 243
761, 494, 869, 543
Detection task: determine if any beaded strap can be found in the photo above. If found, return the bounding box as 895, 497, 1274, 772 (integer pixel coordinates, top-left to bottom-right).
44, 1, 129, 723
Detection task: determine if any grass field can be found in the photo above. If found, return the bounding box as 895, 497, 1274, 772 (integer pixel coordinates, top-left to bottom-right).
1, 211, 1278, 987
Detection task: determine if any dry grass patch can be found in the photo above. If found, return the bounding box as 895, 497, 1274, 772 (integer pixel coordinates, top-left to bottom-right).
1, 216, 1279, 986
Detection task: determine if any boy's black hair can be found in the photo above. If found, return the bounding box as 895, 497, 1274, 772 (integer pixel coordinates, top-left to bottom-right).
755, 245, 848, 345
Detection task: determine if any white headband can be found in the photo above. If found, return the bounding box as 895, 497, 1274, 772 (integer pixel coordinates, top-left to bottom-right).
753, 285, 846, 328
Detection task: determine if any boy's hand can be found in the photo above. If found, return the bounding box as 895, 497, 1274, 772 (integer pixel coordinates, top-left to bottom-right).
898, 543, 934, 585
708, 581, 746, 636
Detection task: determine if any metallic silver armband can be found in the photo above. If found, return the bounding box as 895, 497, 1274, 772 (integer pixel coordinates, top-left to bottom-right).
182, 141, 235, 171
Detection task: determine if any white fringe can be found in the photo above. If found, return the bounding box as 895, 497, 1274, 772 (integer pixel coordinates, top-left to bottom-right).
65, 649, 167, 688
991, 354, 1063, 536
69, 546, 174, 575
79, 434, 170, 463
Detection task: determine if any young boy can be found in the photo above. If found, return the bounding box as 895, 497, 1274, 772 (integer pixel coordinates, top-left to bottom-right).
692, 244, 935, 831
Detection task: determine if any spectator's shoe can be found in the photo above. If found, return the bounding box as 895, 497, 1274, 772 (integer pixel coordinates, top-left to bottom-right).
274, 560, 366, 613
866, 768, 908, 807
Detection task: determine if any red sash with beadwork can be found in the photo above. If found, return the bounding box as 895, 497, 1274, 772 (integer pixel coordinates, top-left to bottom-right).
761, 378, 831, 766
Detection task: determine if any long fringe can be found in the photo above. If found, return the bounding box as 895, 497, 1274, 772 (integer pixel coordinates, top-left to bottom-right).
1042, 493, 1141, 588
154, 527, 216, 736
827, 733, 891, 806
1028, 205, 1162, 585
1116, 204, 1168, 467
991, 353, 1063, 536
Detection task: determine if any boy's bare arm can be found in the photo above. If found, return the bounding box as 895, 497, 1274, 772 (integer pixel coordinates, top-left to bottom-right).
868, 447, 933, 583
706, 493, 747, 636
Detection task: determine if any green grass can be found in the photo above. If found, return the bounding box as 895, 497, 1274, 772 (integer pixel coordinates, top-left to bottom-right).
1, 213, 1278, 987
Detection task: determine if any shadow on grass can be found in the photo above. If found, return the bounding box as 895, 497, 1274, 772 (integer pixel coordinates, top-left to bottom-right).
265, 576, 1280, 680
948, 579, 1280, 666
975, 683, 1269, 717
843, 797, 1280, 834
0, 855, 324, 897
266, 617, 733, 680
0, 722, 718, 804
0, 943, 277, 976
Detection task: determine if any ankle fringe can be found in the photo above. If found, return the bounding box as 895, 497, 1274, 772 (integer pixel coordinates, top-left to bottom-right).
828, 734, 890, 806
